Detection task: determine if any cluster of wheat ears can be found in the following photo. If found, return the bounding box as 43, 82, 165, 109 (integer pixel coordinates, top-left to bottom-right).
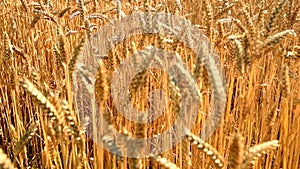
0, 0, 299, 168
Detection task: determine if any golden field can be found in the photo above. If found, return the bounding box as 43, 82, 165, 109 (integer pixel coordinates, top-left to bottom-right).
0, 0, 299, 168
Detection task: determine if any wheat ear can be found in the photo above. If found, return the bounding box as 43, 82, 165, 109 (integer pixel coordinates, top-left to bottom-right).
57, 28, 68, 64
9, 125, 18, 147
214, 3, 234, 20
241, 140, 279, 168
184, 129, 225, 168
232, 38, 250, 74
3, 32, 13, 61
61, 100, 82, 142
20, 78, 62, 138
228, 133, 244, 169
263, 30, 297, 49
33, 9, 58, 24
14, 121, 39, 155
69, 35, 86, 78
20, 78, 57, 119
151, 156, 180, 169
0, 148, 17, 169
58, 7, 71, 18
265, 0, 286, 37
281, 64, 291, 98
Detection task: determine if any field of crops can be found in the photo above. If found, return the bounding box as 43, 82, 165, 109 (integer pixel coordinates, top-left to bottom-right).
0, 0, 299, 168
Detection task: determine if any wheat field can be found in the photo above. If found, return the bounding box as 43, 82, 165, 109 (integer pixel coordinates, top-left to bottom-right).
0, 0, 299, 169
